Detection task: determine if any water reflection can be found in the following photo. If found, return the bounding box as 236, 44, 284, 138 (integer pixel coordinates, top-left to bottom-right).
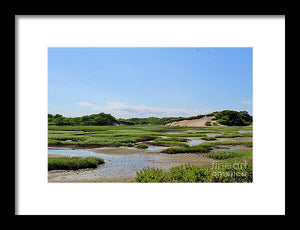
189, 139, 205, 146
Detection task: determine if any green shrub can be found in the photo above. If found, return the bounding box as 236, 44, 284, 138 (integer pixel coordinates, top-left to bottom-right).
135, 168, 170, 182
205, 121, 212, 126
135, 162, 252, 183
168, 164, 209, 182
211, 110, 252, 126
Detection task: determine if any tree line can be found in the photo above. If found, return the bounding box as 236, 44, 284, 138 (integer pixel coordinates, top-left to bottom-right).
48, 113, 118, 126
48, 110, 252, 126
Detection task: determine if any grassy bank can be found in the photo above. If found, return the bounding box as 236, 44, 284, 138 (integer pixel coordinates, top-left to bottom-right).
200, 141, 253, 148
207, 149, 252, 160
161, 145, 210, 154
135, 163, 252, 183
201, 136, 217, 141
161, 141, 252, 154
214, 132, 252, 138
48, 156, 104, 171
152, 137, 189, 147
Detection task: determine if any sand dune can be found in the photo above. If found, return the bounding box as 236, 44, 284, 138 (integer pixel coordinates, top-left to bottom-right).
165, 116, 223, 127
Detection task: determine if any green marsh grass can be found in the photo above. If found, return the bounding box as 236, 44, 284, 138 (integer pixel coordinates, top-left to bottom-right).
207, 149, 252, 160
136, 149, 253, 182
200, 141, 253, 148
215, 133, 252, 138
137, 143, 148, 149
160, 141, 252, 154
152, 137, 189, 147
135, 162, 252, 183
48, 156, 104, 171
201, 136, 217, 141
153, 140, 189, 147
161, 145, 210, 154
48, 125, 252, 148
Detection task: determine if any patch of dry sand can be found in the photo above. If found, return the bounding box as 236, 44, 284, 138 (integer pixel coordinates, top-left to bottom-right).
165, 116, 223, 127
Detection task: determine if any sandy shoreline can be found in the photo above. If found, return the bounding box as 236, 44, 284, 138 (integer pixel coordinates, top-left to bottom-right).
86, 146, 166, 155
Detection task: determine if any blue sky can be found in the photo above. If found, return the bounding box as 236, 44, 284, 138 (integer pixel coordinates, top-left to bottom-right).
48, 47, 252, 118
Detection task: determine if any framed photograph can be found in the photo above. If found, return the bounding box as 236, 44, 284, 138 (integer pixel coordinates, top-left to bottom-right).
15, 14, 285, 215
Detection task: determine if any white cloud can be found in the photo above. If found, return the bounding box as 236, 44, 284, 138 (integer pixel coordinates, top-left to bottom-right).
77, 101, 93, 107
242, 100, 252, 104
77, 101, 212, 118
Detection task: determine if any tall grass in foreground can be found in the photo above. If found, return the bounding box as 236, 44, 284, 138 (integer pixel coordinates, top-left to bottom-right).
48, 156, 104, 171
136, 149, 253, 182
135, 162, 252, 183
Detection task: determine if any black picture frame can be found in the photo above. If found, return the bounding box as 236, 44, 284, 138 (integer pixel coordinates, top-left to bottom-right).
10, 8, 287, 217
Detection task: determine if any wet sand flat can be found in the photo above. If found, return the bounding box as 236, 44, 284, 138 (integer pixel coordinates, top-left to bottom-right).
48, 153, 68, 158
48, 168, 135, 183
152, 153, 216, 170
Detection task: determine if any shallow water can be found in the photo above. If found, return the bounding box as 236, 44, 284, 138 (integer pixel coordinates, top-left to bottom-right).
188, 139, 205, 146
48, 148, 100, 157
206, 134, 219, 137
239, 130, 253, 133
48, 148, 157, 180
147, 145, 158, 151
